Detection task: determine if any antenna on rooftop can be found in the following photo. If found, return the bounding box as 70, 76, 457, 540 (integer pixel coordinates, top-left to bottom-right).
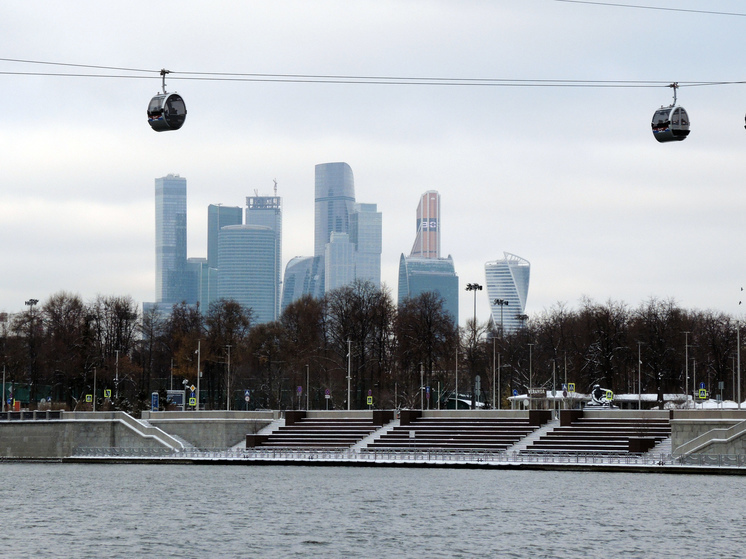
273, 179, 278, 196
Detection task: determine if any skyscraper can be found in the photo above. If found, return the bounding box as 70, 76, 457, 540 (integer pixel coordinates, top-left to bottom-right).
398, 254, 459, 321
350, 202, 382, 287
409, 191, 440, 259
155, 174, 189, 304
485, 252, 531, 334
246, 193, 282, 320
207, 204, 242, 269
217, 225, 277, 324
398, 191, 458, 321
315, 162, 355, 258
325, 232, 356, 292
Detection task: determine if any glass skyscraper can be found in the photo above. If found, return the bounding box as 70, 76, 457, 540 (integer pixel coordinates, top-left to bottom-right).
282, 162, 381, 309
155, 174, 189, 305
485, 252, 530, 334
398, 190, 458, 322
350, 202, 382, 287
409, 191, 440, 259
398, 254, 459, 321
246, 194, 282, 320
314, 162, 355, 258
217, 225, 277, 325
207, 204, 242, 269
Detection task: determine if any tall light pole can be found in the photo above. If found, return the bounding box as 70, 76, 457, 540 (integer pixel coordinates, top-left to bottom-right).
225, 344, 232, 411
638, 341, 642, 410
528, 343, 534, 410
195, 340, 201, 411
684, 332, 690, 408
25, 298, 38, 409
306, 364, 310, 410
347, 339, 352, 411
466, 283, 482, 409
493, 298, 509, 337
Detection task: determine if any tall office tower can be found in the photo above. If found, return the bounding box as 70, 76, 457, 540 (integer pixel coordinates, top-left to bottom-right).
315, 162, 355, 258
398, 254, 459, 322
350, 203, 382, 287
485, 252, 531, 334
217, 225, 277, 325
207, 204, 242, 269
398, 191, 458, 322
281, 255, 323, 312
155, 174, 189, 304
325, 232, 356, 292
409, 191, 440, 259
246, 193, 282, 321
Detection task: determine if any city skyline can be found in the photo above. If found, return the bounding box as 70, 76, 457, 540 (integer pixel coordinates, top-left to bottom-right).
2, 3, 745, 325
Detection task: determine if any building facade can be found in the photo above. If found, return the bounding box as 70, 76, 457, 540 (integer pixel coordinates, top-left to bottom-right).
217, 225, 277, 325
485, 252, 531, 334
350, 202, 382, 287
398, 190, 458, 322
246, 194, 282, 320
397, 254, 459, 322
155, 174, 190, 305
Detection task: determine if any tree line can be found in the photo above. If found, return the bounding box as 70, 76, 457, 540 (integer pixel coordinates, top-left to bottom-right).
0, 284, 741, 414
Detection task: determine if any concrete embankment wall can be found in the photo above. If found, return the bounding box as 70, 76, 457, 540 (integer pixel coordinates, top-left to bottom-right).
671, 410, 746, 455
0, 417, 165, 459
141, 411, 277, 449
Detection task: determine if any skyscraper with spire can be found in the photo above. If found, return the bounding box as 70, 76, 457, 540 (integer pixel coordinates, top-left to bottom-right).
398, 190, 458, 322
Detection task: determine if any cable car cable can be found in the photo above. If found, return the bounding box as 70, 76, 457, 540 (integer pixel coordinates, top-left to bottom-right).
552, 0, 746, 17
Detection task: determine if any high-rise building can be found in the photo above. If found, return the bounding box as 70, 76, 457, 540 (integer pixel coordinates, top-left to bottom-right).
207, 204, 242, 269
325, 232, 356, 292
281, 162, 381, 309
217, 225, 277, 325
315, 162, 355, 258
281, 256, 323, 312
398, 255, 459, 321
350, 202, 382, 287
398, 191, 458, 322
155, 174, 189, 305
485, 252, 531, 334
409, 191, 440, 259
246, 194, 282, 320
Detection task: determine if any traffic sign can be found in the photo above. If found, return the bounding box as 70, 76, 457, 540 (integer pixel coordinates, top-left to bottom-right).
568, 383, 576, 392
85, 394, 92, 403
325, 389, 331, 400
512, 389, 518, 396
367, 396, 373, 405
190, 385, 196, 392
699, 382, 706, 390
297, 386, 303, 394
104, 389, 112, 398
698, 388, 707, 399
189, 397, 197, 407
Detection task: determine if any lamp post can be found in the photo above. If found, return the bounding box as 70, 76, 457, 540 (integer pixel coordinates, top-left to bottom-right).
466, 283, 483, 409
25, 298, 38, 409
195, 340, 201, 411
493, 298, 509, 337
226, 344, 232, 410
528, 343, 534, 410
347, 339, 352, 411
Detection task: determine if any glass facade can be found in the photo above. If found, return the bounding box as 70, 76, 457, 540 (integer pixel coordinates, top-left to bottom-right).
325, 232, 356, 292
410, 191, 440, 259
398, 254, 459, 322
350, 203, 382, 287
314, 162, 355, 258
207, 204, 242, 269
246, 195, 282, 321
217, 225, 277, 325
155, 174, 189, 304
485, 252, 531, 334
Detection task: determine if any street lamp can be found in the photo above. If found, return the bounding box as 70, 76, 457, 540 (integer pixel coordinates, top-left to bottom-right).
466, 283, 483, 327
493, 298, 509, 337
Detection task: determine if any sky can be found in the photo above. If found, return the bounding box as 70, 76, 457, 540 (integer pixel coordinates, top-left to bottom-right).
1, 1, 745, 326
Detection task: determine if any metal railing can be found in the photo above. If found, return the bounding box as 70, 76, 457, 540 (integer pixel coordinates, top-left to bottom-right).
69, 446, 746, 468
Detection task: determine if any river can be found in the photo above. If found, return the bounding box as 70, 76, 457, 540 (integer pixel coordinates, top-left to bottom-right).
0, 463, 742, 558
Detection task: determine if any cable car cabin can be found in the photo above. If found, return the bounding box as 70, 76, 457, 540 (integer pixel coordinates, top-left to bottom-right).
147, 93, 187, 132
651, 105, 689, 143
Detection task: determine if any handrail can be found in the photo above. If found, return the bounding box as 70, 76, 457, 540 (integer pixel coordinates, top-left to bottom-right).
673, 419, 746, 456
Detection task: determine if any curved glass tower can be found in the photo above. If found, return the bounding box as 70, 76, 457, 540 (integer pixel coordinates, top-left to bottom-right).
314, 162, 355, 258
485, 252, 530, 334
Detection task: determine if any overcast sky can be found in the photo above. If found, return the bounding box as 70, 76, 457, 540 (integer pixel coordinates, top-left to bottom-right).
1, 1, 745, 325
